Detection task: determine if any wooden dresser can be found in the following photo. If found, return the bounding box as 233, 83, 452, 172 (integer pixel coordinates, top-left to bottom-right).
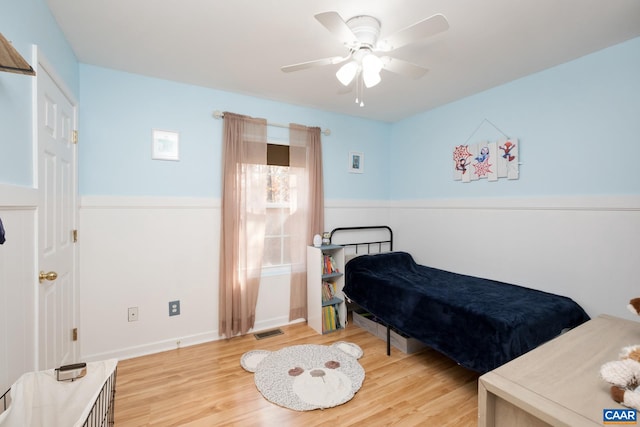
479, 314, 640, 426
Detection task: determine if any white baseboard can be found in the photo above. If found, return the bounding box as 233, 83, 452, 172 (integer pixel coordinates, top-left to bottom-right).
252, 317, 305, 334
82, 330, 220, 362
83, 317, 307, 362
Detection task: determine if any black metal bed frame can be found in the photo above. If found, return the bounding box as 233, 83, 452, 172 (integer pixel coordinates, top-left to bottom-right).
330, 225, 395, 356
329, 225, 393, 253
1, 387, 9, 414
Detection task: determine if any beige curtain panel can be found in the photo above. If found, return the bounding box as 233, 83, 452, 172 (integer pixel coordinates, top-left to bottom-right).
218, 112, 268, 338
288, 124, 324, 321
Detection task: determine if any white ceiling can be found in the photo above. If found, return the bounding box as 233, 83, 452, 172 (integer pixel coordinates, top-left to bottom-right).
45, 0, 640, 122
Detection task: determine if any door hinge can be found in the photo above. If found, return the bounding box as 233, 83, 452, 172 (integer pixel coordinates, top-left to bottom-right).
72, 229, 78, 242
72, 130, 78, 144
72, 328, 78, 341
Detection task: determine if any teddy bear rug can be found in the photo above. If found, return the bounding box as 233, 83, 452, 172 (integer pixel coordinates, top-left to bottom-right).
240, 341, 365, 411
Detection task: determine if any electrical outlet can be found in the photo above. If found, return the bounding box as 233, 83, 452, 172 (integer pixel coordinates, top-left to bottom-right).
169, 300, 180, 316
128, 307, 139, 322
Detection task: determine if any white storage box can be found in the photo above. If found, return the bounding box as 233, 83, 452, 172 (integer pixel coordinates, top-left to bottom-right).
352, 311, 425, 354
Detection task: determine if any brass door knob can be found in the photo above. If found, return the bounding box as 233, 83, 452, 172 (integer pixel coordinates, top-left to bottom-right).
39, 271, 58, 283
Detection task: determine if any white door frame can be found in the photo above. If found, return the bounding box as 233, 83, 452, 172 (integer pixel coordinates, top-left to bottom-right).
33, 46, 79, 369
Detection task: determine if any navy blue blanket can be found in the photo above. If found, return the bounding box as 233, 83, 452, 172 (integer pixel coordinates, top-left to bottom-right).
344, 251, 589, 373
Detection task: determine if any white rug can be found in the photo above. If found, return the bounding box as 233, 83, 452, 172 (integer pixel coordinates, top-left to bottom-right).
240, 341, 364, 411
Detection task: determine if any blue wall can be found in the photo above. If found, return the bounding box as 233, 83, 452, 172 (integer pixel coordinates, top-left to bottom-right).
0, 0, 78, 187
79, 64, 390, 199
389, 37, 640, 199
80, 36, 640, 200
2, 0, 639, 201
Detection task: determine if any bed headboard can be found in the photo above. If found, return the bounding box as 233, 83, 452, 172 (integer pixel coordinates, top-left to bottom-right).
329, 226, 393, 256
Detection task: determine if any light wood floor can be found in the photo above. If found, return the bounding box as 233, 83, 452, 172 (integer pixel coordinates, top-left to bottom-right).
114, 318, 479, 426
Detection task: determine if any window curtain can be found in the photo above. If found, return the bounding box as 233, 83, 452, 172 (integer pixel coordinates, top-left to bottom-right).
288, 124, 324, 321
218, 112, 268, 338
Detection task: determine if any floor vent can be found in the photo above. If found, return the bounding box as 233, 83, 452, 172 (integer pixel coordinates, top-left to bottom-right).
254, 329, 283, 340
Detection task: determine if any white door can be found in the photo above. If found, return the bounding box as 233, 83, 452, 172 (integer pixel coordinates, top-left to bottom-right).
37, 59, 78, 370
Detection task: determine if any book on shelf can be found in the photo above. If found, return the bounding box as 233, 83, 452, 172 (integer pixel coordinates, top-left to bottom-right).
322, 304, 341, 333
322, 281, 338, 302
322, 254, 340, 275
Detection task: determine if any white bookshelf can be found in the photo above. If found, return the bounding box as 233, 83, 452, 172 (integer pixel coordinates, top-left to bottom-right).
306, 245, 346, 334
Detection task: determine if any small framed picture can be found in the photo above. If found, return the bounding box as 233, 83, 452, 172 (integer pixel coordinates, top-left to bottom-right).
348, 151, 364, 173
152, 129, 179, 161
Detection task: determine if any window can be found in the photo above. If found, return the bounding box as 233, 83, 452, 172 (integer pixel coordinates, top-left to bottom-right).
263, 143, 291, 272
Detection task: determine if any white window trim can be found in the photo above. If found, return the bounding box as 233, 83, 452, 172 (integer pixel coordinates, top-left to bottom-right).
261, 137, 294, 276
261, 263, 292, 278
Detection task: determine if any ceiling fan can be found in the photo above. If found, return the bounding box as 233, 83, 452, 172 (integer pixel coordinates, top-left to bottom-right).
281, 11, 449, 105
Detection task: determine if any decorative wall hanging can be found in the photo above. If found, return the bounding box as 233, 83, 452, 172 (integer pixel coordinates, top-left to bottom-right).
349, 151, 364, 173
453, 119, 519, 182
152, 129, 179, 161
453, 138, 519, 182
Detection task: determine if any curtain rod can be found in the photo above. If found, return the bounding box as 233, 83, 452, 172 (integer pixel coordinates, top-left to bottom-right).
212, 110, 331, 136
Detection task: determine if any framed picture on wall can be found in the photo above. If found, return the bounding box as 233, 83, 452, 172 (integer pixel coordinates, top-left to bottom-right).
348, 151, 364, 173
152, 129, 180, 161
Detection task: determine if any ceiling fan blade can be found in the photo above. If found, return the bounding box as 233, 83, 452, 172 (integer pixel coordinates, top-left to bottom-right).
377, 13, 449, 52
314, 11, 359, 46
381, 57, 429, 79
281, 55, 349, 73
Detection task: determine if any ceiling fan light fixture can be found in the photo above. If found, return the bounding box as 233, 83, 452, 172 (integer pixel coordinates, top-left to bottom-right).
336, 61, 359, 86
362, 53, 382, 88
284, 11, 449, 106
345, 15, 381, 48
362, 70, 381, 88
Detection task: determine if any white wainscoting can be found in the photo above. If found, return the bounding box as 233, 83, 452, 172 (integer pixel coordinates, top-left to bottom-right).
78, 196, 391, 361
388, 195, 640, 321
325, 199, 392, 231
78, 196, 220, 361
78, 194, 635, 360
0, 184, 37, 393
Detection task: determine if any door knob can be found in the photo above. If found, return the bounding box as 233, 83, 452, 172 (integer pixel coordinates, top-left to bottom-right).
39, 271, 58, 283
